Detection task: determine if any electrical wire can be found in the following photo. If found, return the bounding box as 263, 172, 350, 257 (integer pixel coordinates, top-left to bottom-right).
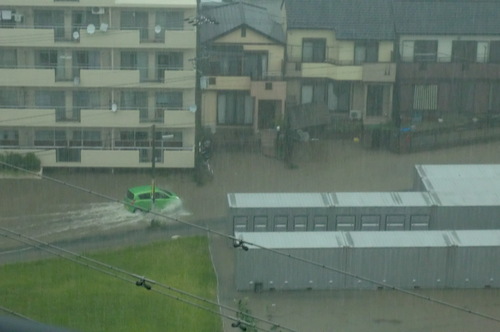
1, 160, 500, 326
0, 227, 297, 332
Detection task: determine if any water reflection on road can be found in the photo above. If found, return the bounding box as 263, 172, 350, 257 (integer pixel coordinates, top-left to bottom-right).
1, 200, 191, 248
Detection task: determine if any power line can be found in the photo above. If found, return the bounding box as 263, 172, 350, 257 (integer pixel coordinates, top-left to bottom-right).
0, 227, 296, 332
1, 160, 500, 326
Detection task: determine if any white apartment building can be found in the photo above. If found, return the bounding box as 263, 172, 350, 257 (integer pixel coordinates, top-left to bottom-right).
0, 0, 197, 168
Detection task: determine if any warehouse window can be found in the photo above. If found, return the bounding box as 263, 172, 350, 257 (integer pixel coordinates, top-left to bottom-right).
293, 216, 307, 231
313, 216, 327, 231
233, 216, 249, 232
254, 216, 268, 231
386, 215, 406, 231
361, 215, 381, 231
410, 215, 430, 230
274, 216, 288, 231
336, 215, 355, 231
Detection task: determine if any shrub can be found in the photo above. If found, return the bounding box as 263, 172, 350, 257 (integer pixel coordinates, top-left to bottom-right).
0, 152, 41, 172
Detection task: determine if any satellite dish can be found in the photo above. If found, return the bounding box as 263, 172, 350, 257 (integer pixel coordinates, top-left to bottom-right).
154, 25, 162, 34
111, 103, 118, 112
189, 105, 197, 113
86, 24, 96, 35
72, 31, 80, 40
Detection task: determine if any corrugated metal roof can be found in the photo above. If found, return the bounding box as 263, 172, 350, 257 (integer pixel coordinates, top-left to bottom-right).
200, 1, 285, 43
453, 230, 500, 247
236, 230, 500, 249
228, 192, 332, 208
331, 192, 432, 207
285, 0, 395, 40
431, 192, 500, 207
236, 231, 345, 249
393, 1, 500, 35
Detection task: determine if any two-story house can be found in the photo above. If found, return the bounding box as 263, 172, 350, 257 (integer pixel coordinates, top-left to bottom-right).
0, 0, 197, 169
393, 1, 500, 126
199, 1, 286, 144
282, 0, 396, 132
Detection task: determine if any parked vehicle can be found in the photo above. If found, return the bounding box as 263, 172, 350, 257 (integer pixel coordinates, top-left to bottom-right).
124, 185, 179, 213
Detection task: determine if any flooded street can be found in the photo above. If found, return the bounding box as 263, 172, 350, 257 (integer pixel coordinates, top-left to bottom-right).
3, 139, 500, 248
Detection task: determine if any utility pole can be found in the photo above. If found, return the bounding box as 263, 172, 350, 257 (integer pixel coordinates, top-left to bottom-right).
151, 124, 156, 204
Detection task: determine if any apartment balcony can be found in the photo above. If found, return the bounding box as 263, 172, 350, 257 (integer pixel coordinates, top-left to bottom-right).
161, 70, 195, 89
0, 28, 54, 47
0, 68, 55, 87
203, 76, 251, 90
80, 69, 140, 87
398, 62, 500, 81
23, 148, 194, 168
286, 62, 363, 81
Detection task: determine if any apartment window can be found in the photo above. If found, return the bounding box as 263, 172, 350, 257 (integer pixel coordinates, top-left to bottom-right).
155, 11, 183, 41
0, 89, 20, 108
414, 40, 437, 62
121, 51, 148, 81
0, 9, 15, 28
35, 90, 66, 121
155, 130, 183, 148
34, 10, 65, 41
156, 52, 183, 80
116, 130, 149, 147
327, 81, 350, 113
73, 51, 100, 77
0, 49, 16, 68
489, 41, 500, 64
35, 50, 65, 80
34, 130, 66, 147
243, 52, 268, 80
452, 41, 477, 63
156, 92, 182, 110
302, 39, 326, 62
366, 85, 384, 116
217, 91, 253, 125
120, 91, 148, 120
301, 81, 326, 104
72, 130, 101, 147
0, 129, 18, 146
121, 11, 148, 41
72, 10, 100, 30
73, 91, 100, 120
354, 41, 378, 64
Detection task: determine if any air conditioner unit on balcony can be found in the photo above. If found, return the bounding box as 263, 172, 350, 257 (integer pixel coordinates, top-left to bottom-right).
349, 110, 362, 120
91, 7, 105, 15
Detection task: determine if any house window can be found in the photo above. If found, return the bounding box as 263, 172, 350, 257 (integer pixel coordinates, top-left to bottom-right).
34, 10, 65, 40
366, 85, 384, 116
327, 81, 350, 113
452, 41, 477, 63
156, 52, 183, 80
301, 81, 326, 104
243, 52, 268, 80
208, 45, 243, 76
413, 85, 438, 121
0, 49, 16, 68
450, 82, 475, 113
354, 41, 378, 64
490, 83, 500, 112
217, 91, 253, 125
302, 38, 326, 62
120, 11, 148, 41
414, 40, 437, 62
489, 41, 500, 64
121, 51, 148, 81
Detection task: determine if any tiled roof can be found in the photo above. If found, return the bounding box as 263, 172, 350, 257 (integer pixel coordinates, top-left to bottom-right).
285, 0, 500, 39
200, 1, 285, 44
285, 0, 395, 40
393, 1, 500, 35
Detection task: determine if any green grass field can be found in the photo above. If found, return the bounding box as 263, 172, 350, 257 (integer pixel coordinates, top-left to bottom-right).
0, 236, 222, 332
